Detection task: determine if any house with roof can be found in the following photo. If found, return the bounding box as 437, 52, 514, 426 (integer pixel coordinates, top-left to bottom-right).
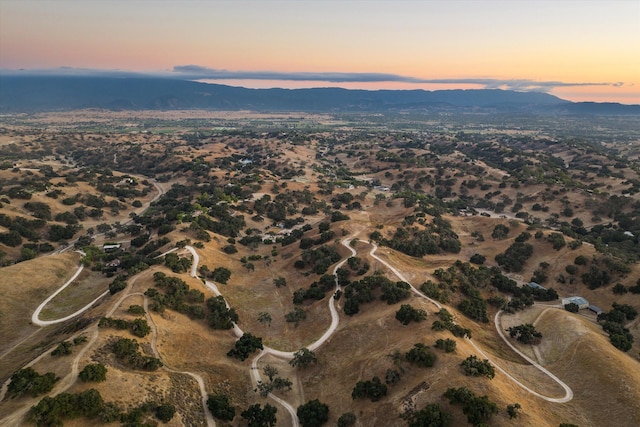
562, 296, 589, 310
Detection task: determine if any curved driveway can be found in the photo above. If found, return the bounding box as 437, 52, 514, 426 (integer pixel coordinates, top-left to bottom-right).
187, 238, 572, 426
364, 240, 573, 403
30, 252, 114, 327
23, 220, 572, 426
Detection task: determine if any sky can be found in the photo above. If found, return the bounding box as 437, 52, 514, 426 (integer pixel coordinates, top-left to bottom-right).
1, 0, 639, 104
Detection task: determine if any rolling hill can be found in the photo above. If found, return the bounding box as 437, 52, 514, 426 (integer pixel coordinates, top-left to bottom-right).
1, 75, 639, 115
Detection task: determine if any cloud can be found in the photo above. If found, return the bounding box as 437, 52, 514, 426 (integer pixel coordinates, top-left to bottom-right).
1, 66, 625, 93
171, 65, 624, 92
171, 65, 427, 84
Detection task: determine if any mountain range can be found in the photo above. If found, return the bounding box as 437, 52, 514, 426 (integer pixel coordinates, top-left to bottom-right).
1, 75, 638, 115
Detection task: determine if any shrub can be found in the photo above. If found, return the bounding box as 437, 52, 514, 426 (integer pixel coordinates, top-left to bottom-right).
8, 368, 59, 398
460, 355, 495, 379
564, 302, 579, 313
51, 341, 73, 357
127, 304, 145, 315
405, 343, 437, 368
434, 338, 457, 353
444, 387, 498, 426
508, 324, 542, 344
565, 264, 578, 275
207, 394, 235, 421
109, 275, 127, 295
469, 253, 486, 265
491, 224, 510, 239
395, 304, 427, 325
28, 389, 104, 425
211, 266, 232, 284
547, 233, 566, 250
407, 403, 452, 427
574, 255, 588, 265
351, 376, 387, 402
130, 318, 151, 337
79, 363, 107, 382
337, 412, 357, 427
612, 283, 628, 295
227, 333, 263, 361
297, 399, 329, 427
155, 404, 176, 423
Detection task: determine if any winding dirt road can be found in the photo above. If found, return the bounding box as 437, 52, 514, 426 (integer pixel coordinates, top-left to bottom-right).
14, 219, 573, 426
30, 251, 114, 327
186, 238, 573, 427
364, 240, 573, 403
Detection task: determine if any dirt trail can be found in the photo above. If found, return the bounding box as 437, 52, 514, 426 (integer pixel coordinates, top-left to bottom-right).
367, 241, 573, 403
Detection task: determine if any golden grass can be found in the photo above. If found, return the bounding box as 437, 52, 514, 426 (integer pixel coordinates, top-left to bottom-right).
0, 252, 80, 376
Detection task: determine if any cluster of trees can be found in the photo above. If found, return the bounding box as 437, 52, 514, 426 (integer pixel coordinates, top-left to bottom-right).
352, 376, 387, 402
29, 389, 105, 426
598, 303, 637, 351
395, 304, 427, 325
144, 272, 207, 320
256, 365, 293, 397
547, 232, 566, 250
241, 403, 278, 426
79, 363, 108, 382
508, 324, 542, 345
460, 355, 495, 379
50, 335, 87, 357
491, 224, 510, 239
295, 245, 342, 274
300, 230, 335, 249
98, 316, 151, 338
486, 266, 558, 310
207, 295, 239, 329
207, 394, 236, 422
343, 275, 411, 315
0, 214, 46, 248
293, 274, 336, 304
370, 219, 461, 258
227, 333, 263, 361
346, 255, 370, 276
297, 399, 329, 427
431, 308, 472, 339
200, 266, 232, 284
420, 279, 449, 303
108, 275, 128, 294
163, 252, 192, 273
581, 264, 612, 289
285, 307, 307, 326
495, 242, 533, 272
7, 367, 59, 398
434, 338, 457, 353
111, 338, 163, 371
443, 387, 499, 427
289, 348, 318, 369
405, 403, 452, 427
405, 343, 437, 368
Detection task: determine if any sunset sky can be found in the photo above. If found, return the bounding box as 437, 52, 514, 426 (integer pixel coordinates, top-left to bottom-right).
1, 0, 639, 104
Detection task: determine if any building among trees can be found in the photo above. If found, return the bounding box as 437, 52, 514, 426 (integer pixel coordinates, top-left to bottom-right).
562, 296, 589, 310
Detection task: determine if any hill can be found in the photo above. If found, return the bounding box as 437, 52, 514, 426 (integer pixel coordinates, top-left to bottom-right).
0, 111, 639, 426
2, 74, 639, 115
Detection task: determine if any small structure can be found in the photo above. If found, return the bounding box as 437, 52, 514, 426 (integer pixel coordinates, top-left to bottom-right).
103, 243, 121, 252
527, 282, 547, 291
588, 305, 603, 315
562, 296, 589, 310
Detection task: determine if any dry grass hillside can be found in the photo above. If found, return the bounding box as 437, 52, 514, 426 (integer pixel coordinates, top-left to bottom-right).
1, 112, 639, 427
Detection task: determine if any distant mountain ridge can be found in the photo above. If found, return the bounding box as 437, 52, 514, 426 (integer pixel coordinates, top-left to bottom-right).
1, 75, 638, 115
